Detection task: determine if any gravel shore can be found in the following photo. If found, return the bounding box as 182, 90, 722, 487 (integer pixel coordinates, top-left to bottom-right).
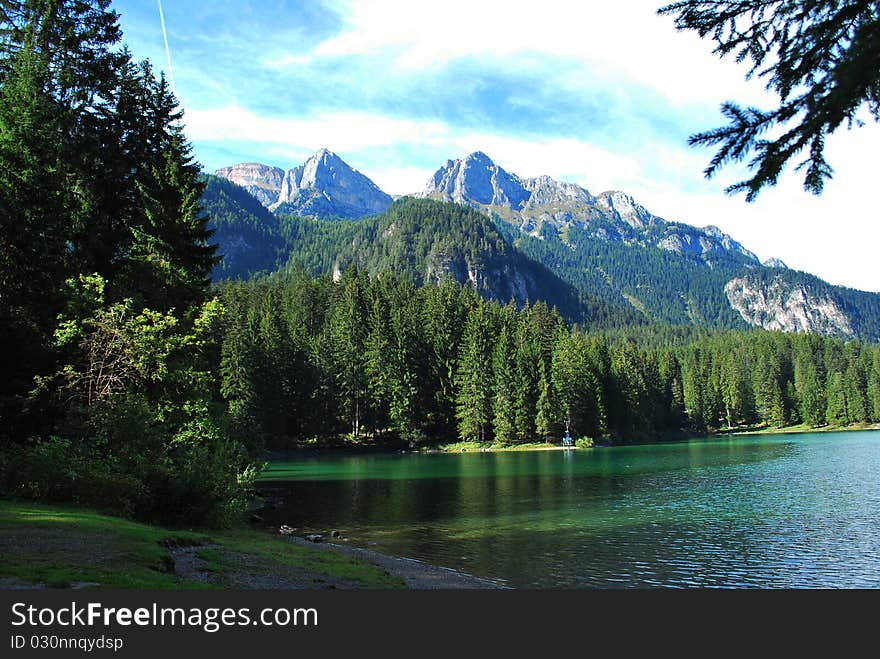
284, 536, 508, 589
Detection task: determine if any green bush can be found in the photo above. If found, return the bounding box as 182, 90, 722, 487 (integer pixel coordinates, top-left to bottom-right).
575, 437, 595, 449
140, 413, 260, 528
0, 436, 146, 515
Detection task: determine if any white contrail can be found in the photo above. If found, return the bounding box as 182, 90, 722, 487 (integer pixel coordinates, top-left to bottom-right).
157, 0, 177, 96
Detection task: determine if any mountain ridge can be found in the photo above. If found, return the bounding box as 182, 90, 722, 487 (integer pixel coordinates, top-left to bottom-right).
216, 149, 393, 219
419, 151, 761, 266
206, 150, 880, 341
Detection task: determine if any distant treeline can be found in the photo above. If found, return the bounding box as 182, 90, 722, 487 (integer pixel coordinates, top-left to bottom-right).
219, 269, 880, 449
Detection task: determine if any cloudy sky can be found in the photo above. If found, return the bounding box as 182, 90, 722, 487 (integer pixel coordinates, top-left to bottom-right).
114, 0, 878, 293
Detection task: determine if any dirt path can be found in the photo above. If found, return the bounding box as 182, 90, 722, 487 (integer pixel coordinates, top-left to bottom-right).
282, 537, 508, 589
169, 544, 377, 589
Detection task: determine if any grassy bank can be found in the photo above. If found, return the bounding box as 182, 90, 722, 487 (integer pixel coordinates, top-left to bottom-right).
436, 423, 880, 453
721, 421, 880, 437
0, 500, 404, 590
436, 441, 579, 452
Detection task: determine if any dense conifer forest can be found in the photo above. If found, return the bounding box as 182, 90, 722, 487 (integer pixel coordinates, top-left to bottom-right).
218, 270, 880, 451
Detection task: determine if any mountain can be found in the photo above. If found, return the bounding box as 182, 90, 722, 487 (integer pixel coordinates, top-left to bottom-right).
215, 149, 392, 219
763, 257, 788, 269
204, 150, 880, 342
725, 271, 880, 340
275, 197, 640, 326
202, 174, 287, 280
418, 152, 880, 341
213, 163, 285, 208
420, 151, 759, 266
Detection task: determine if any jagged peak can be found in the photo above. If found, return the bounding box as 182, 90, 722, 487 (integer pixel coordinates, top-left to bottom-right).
465, 151, 495, 165
311, 147, 339, 161
215, 162, 284, 175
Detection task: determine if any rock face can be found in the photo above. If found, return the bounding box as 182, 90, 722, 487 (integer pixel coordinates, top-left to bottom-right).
216, 149, 392, 219
725, 275, 855, 338
420, 152, 760, 265
427, 151, 530, 209
763, 257, 788, 269
214, 163, 285, 208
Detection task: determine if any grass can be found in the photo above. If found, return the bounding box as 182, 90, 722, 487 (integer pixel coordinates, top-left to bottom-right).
436, 440, 573, 452
0, 500, 404, 590
721, 421, 880, 437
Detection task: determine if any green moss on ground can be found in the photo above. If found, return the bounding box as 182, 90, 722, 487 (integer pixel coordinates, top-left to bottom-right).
0, 500, 403, 590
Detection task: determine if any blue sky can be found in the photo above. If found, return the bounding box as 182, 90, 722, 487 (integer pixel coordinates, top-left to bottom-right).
113, 0, 879, 293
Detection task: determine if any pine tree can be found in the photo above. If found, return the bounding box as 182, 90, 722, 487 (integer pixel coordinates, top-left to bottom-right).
718, 344, 753, 428
659, 0, 880, 200
123, 68, 218, 312
330, 268, 369, 438
512, 305, 541, 443
844, 359, 868, 423
551, 332, 606, 441
868, 349, 880, 422
825, 371, 849, 425
753, 348, 786, 428
422, 278, 468, 435
218, 282, 263, 452
364, 282, 393, 433
491, 304, 518, 445
535, 359, 560, 441
455, 302, 494, 443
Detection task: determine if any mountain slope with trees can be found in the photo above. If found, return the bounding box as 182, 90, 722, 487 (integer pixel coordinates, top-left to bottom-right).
201, 178, 643, 327
202, 173, 880, 341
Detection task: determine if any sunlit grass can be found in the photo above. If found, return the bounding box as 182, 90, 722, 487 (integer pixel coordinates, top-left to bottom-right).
0, 500, 404, 589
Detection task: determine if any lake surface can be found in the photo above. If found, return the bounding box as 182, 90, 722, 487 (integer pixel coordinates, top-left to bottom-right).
259, 430, 880, 588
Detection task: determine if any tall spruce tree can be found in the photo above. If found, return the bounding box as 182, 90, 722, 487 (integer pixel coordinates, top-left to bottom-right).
491, 303, 518, 445
330, 268, 369, 438
455, 301, 495, 443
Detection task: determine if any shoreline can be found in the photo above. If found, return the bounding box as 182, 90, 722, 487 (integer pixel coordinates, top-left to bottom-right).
261, 423, 880, 460
283, 536, 507, 589
722, 422, 880, 438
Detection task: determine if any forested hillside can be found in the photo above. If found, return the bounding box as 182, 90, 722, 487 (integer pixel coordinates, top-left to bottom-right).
274, 198, 639, 325
502, 222, 751, 328
202, 174, 288, 280
202, 181, 643, 326
203, 175, 880, 341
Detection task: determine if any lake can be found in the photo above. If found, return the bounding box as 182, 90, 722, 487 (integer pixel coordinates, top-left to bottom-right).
258, 430, 880, 588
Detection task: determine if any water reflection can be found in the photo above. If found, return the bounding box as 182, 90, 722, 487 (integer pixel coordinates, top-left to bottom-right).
260, 431, 880, 588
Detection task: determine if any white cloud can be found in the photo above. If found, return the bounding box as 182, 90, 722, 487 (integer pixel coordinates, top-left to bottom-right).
630, 123, 880, 293
297, 0, 772, 106
185, 106, 449, 154
187, 105, 647, 194
368, 166, 436, 195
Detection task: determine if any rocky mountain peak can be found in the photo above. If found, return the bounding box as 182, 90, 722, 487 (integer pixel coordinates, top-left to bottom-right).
213, 162, 285, 207
763, 257, 788, 269
420, 152, 761, 265
423, 151, 530, 209
216, 150, 392, 219
466, 150, 493, 163
596, 191, 656, 230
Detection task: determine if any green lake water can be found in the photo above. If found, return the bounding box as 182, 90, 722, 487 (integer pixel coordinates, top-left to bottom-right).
259, 430, 880, 588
